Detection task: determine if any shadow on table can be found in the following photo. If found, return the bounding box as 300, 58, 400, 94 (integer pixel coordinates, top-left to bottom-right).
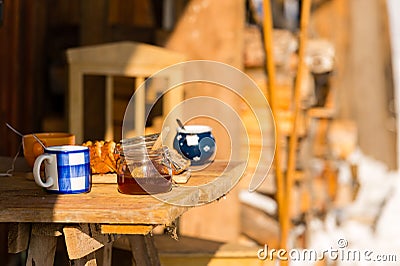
0, 156, 63, 265
0, 157, 30, 265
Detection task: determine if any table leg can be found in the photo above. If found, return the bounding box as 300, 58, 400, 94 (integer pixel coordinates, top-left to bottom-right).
90, 244, 113, 266
101, 244, 113, 266
8, 223, 30, 253
128, 234, 160, 266
25, 223, 63, 266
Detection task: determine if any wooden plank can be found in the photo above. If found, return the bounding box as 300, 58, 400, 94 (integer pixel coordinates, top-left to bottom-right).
91, 173, 117, 184
0, 186, 190, 224
100, 224, 153, 235
26, 230, 58, 266
63, 224, 115, 260
66, 42, 185, 73
31, 223, 63, 237
0, 161, 238, 225
115, 235, 276, 265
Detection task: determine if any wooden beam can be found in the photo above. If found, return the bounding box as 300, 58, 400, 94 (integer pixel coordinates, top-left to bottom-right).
285, 0, 312, 249
100, 224, 154, 235
262, 0, 287, 252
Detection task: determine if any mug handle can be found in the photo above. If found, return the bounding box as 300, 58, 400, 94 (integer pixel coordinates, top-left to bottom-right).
33, 154, 54, 188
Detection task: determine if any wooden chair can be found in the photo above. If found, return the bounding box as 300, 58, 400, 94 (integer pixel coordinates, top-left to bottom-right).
66, 41, 185, 143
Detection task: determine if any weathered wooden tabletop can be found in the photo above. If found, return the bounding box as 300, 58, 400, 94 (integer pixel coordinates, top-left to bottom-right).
0, 160, 243, 226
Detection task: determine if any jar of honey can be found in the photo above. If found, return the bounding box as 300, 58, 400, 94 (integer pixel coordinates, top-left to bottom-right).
116, 134, 173, 195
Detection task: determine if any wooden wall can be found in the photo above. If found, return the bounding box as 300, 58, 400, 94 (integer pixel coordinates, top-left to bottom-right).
0, 0, 46, 156
310, 0, 397, 169
0, 0, 188, 153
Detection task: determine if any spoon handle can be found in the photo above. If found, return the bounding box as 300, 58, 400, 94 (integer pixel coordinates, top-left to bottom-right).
5, 122, 24, 137
6, 122, 46, 149
176, 119, 186, 130
32, 134, 46, 149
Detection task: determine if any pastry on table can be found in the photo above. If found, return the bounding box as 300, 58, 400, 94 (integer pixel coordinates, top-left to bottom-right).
82, 140, 120, 174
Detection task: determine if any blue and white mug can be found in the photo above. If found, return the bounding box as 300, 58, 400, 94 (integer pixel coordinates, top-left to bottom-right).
33, 145, 91, 194
173, 125, 216, 166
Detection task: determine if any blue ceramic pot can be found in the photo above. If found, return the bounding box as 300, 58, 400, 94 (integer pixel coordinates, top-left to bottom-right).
173, 125, 216, 166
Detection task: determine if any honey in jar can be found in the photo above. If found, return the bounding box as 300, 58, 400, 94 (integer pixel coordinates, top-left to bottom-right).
116, 134, 172, 195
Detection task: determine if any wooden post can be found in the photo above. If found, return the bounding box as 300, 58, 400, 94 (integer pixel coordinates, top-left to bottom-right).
128, 234, 161, 266
286, 0, 312, 248
134, 77, 146, 136
262, 0, 288, 253
68, 65, 84, 143
105, 76, 114, 141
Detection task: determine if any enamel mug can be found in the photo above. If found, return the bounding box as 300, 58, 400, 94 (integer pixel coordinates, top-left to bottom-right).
173, 125, 216, 166
33, 145, 91, 194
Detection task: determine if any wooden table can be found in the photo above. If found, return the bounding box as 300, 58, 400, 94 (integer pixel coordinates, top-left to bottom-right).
0, 160, 243, 265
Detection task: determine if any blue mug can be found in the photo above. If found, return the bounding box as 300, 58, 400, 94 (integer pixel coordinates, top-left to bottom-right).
33, 145, 91, 194
173, 125, 216, 166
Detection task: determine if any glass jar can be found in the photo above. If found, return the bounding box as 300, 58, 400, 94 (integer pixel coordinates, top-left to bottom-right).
116, 134, 173, 195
